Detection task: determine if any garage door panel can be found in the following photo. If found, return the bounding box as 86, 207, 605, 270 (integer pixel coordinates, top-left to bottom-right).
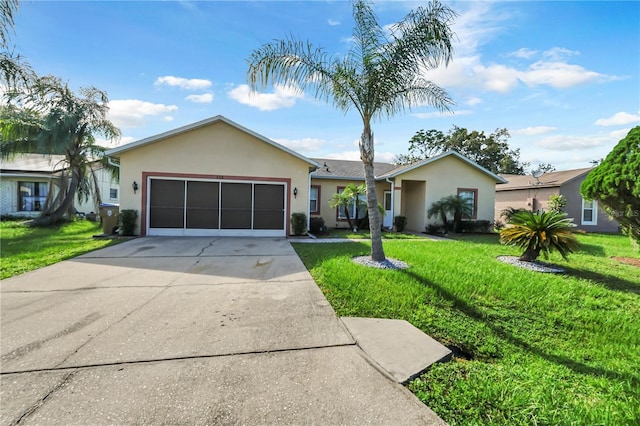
186, 181, 219, 229
220, 183, 252, 229
149, 180, 185, 228
254, 184, 284, 230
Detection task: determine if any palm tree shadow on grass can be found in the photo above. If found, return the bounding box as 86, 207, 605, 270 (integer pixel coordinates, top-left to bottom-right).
398, 268, 639, 388
562, 266, 640, 296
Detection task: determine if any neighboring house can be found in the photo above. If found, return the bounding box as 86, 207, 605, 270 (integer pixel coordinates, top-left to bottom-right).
0, 153, 119, 217
311, 151, 506, 233
495, 168, 619, 233
106, 115, 504, 236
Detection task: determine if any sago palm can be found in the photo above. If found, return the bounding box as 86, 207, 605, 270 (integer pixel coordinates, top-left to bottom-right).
247, 0, 456, 261
500, 210, 581, 262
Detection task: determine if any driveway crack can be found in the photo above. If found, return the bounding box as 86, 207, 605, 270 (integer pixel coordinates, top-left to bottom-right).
10, 370, 76, 426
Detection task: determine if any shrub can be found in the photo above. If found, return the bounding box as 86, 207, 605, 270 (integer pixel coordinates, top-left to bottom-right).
456, 220, 492, 233
394, 215, 407, 232
426, 224, 443, 234
291, 212, 307, 236
309, 217, 326, 234
548, 194, 567, 213
500, 210, 580, 262
119, 209, 138, 236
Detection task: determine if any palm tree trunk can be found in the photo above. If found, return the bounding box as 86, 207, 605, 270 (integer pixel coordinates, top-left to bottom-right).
360, 122, 385, 261
519, 247, 540, 262
32, 164, 80, 226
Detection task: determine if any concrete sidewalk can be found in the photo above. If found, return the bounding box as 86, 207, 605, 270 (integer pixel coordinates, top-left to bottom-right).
1, 237, 446, 425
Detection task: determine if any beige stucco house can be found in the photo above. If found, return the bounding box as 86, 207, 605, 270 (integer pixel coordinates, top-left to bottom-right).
495, 168, 620, 233
105, 116, 318, 237
106, 115, 505, 236
312, 151, 506, 233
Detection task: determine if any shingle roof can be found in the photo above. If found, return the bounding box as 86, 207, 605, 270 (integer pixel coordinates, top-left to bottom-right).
311, 151, 506, 184
310, 158, 398, 180
0, 154, 67, 174
497, 167, 593, 191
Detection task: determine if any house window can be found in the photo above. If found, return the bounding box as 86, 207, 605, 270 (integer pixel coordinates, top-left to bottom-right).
19, 182, 49, 212
309, 185, 320, 214
336, 186, 367, 220
109, 188, 118, 200
457, 188, 478, 219
581, 198, 597, 225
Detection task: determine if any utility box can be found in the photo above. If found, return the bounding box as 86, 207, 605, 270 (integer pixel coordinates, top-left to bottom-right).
99, 203, 120, 235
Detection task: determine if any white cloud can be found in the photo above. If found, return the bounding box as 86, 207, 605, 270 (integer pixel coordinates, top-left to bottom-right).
412, 110, 471, 119
595, 111, 640, 126
273, 137, 325, 153
508, 48, 538, 59
185, 93, 214, 103
609, 128, 632, 141
328, 19, 340, 26
512, 126, 557, 136
465, 97, 482, 106
155, 75, 212, 90
108, 99, 178, 128
542, 47, 579, 61
228, 84, 304, 111
535, 134, 613, 151
519, 61, 607, 89
421, 4, 617, 93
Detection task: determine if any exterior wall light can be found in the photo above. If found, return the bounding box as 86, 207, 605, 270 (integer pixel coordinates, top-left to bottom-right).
293, 187, 298, 198
132, 181, 139, 193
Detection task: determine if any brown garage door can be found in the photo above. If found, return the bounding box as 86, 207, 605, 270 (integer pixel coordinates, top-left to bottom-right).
148, 178, 286, 236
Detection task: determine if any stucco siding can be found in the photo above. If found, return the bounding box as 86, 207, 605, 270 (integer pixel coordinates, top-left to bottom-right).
494, 186, 558, 224
560, 179, 619, 233
397, 156, 498, 231
116, 120, 312, 235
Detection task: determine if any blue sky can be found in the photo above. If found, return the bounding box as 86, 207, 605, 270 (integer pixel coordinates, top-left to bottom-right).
11, 1, 640, 171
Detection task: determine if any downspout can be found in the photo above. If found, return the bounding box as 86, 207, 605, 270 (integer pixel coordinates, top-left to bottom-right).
107, 157, 120, 169
386, 177, 394, 229
307, 167, 316, 232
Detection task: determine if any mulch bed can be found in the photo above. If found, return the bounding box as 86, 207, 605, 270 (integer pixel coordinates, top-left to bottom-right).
612, 257, 640, 267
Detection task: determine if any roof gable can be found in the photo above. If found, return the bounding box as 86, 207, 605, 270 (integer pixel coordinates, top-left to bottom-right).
497, 168, 592, 191
379, 150, 507, 183
105, 115, 319, 167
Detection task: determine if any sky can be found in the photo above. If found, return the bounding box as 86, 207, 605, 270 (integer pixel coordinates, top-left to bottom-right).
10, 0, 640, 172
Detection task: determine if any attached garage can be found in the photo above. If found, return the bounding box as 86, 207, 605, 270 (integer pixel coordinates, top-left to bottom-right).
105, 116, 318, 237
147, 178, 286, 237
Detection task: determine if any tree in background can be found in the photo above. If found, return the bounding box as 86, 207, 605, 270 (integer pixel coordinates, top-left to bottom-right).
547, 194, 567, 213
1, 76, 120, 225
581, 126, 640, 249
395, 125, 529, 175
247, 0, 456, 261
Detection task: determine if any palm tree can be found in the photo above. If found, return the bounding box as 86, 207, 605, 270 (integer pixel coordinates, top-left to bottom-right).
328, 183, 367, 231
427, 198, 449, 231
1, 0, 18, 49
445, 194, 473, 232
247, 0, 456, 261
500, 210, 581, 262
1, 76, 120, 225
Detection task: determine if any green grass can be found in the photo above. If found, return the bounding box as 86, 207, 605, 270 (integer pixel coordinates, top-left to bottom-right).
292, 233, 640, 425
318, 228, 426, 239
0, 219, 123, 279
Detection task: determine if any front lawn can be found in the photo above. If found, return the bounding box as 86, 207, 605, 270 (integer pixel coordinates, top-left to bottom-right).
292, 233, 640, 425
0, 219, 123, 279
316, 228, 426, 239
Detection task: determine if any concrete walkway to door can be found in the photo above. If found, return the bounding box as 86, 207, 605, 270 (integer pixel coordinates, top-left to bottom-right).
1, 237, 445, 425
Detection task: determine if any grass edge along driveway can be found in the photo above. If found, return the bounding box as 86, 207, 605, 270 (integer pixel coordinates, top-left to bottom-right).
1, 220, 123, 280
292, 233, 640, 426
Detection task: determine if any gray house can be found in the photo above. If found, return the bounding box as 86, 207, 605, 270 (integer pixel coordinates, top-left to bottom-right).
495, 168, 619, 233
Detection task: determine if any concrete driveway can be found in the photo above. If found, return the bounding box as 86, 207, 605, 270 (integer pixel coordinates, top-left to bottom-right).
1, 237, 445, 425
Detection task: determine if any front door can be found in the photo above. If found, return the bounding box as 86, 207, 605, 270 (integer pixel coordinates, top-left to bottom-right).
383, 191, 393, 228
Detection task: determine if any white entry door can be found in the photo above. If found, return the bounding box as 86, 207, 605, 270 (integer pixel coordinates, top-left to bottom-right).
383, 191, 393, 228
